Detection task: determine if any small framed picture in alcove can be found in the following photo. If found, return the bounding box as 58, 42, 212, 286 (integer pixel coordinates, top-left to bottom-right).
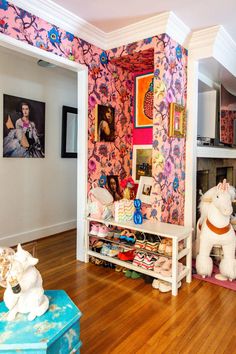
134, 73, 154, 128
132, 145, 152, 183
137, 176, 153, 205
95, 104, 115, 142
169, 103, 186, 137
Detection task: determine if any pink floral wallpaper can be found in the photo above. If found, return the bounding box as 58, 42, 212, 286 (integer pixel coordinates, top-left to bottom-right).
0, 1, 187, 225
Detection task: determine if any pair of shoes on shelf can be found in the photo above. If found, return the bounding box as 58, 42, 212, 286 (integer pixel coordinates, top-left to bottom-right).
133, 252, 158, 270
135, 233, 159, 252
152, 279, 182, 292
90, 223, 110, 237
158, 239, 172, 256
118, 249, 136, 261
119, 230, 136, 244
154, 257, 184, 277
125, 270, 141, 279
100, 244, 119, 257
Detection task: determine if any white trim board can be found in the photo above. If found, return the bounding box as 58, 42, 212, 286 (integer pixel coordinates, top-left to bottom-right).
11, 0, 190, 49
0, 220, 76, 247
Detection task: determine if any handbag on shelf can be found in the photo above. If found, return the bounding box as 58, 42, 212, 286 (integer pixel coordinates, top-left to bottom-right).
87, 182, 114, 220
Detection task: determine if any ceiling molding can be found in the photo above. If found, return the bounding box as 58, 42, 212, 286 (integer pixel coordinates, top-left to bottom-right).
11, 0, 107, 49
214, 26, 236, 77
166, 12, 190, 48
11, 0, 190, 50
188, 25, 236, 77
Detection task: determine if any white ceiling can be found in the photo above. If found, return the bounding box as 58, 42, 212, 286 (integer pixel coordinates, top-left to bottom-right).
52, 0, 236, 43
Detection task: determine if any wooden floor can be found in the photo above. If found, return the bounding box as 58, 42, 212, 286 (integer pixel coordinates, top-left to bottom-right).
1, 230, 236, 354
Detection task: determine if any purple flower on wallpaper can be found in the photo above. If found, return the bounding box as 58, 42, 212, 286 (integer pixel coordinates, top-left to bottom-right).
173, 177, 179, 191
98, 144, 108, 157
172, 208, 179, 221
65, 32, 74, 42
166, 89, 175, 104
153, 140, 159, 149
181, 171, 185, 180
151, 209, 157, 218
173, 144, 180, 157
88, 95, 97, 108
159, 101, 166, 113
126, 79, 132, 91
99, 83, 108, 97
175, 79, 182, 93
164, 161, 172, 176
88, 159, 97, 173
48, 27, 60, 45
156, 172, 164, 184
99, 51, 108, 65
176, 45, 182, 60
111, 47, 117, 53
154, 69, 160, 78
0, 0, 8, 10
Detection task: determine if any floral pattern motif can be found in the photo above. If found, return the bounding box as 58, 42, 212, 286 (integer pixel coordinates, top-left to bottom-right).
0, 2, 187, 225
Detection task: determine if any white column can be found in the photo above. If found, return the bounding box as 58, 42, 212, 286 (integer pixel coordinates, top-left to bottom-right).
76, 68, 88, 261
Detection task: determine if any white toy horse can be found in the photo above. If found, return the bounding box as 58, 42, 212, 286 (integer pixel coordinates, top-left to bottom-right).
3, 244, 49, 321
196, 179, 236, 280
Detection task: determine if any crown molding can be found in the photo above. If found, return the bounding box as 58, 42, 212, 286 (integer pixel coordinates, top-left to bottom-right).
188, 25, 236, 77
11, 0, 107, 49
166, 12, 190, 48
214, 26, 236, 77
11, 1, 190, 50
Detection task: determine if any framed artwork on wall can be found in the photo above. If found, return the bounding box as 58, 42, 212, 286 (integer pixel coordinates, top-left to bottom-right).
132, 145, 152, 183
134, 73, 154, 128
95, 104, 115, 142
61, 105, 77, 158
3, 94, 45, 158
169, 103, 185, 138
136, 176, 153, 205
106, 175, 122, 201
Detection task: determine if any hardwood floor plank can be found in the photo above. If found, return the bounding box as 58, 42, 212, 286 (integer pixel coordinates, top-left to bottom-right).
0, 230, 235, 354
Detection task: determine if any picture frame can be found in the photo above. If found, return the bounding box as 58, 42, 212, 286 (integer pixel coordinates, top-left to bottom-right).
3, 94, 45, 158
61, 105, 77, 158
134, 72, 154, 128
106, 175, 122, 201
169, 103, 185, 137
132, 145, 152, 183
95, 104, 115, 142
136, 176, 153, 205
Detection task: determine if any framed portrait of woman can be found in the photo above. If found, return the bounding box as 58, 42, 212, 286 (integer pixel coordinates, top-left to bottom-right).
106, 175, 122, 201
95, 104, 115, 142
3, 94, 45, 158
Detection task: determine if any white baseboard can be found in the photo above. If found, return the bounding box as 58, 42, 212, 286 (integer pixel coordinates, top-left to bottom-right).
0, 220, 76, 247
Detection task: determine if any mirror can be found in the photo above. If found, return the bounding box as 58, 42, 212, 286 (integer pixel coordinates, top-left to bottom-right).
61, 105, 78, 158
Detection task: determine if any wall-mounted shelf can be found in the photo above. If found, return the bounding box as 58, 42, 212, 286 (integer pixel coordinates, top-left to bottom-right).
197, 146, 236, 159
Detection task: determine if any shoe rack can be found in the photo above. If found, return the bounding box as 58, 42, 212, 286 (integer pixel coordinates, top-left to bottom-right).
86, 217, 192, 296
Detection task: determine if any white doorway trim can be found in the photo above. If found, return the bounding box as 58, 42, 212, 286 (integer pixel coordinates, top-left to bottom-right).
0, 33, 88, 261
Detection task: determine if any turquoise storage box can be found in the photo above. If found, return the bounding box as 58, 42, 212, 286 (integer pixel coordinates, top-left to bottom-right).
0, 290, 82, 353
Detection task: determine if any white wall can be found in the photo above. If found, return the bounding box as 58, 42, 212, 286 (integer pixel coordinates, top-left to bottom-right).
0, 48, 77, 246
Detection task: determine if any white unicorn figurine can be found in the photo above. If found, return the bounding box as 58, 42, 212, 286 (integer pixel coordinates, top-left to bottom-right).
196, 179, 236, 280
3, 244, 49, 321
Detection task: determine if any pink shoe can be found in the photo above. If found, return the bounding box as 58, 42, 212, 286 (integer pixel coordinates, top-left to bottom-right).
154, 257, 168, 273
160, 259, 172, 277
90, 223, 100, 235
97, 225, 109, 237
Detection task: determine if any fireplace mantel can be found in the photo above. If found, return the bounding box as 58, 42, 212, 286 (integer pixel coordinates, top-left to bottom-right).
197, 146, 236, 158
